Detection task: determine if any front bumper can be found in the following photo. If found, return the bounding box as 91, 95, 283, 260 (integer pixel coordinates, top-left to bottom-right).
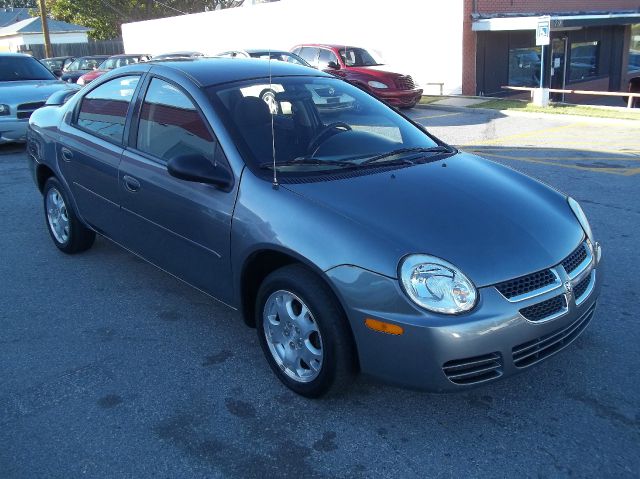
326, 243, 602, 392
0, 117, 28, 144
373, 88, 423, 107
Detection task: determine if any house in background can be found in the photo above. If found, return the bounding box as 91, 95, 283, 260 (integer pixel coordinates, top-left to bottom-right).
0, 14, 90, 53
0, 7, 31, 27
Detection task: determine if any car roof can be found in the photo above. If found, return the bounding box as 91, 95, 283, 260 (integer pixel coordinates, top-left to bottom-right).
294, 44, 361, 50
141, 57, 329, 87
0, 52, 32, 58
108, 54, 149, 58
245, 49, 289, 55
43, 56, 74, 60
76, 55, 110, 59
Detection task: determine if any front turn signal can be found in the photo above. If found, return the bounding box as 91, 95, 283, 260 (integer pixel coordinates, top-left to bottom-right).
365, 318, 404, 336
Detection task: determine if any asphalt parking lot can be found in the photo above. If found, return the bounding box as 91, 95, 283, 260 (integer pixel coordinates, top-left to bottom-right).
2, 108, 639, 478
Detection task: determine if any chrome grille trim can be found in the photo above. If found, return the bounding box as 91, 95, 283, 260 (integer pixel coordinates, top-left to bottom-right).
574, 270, 596, 306
519, 294, 568, 323
442, 352, 502, 385
497, 268, 562, 303
512, 303, 596, 368
564, 241, 593, 280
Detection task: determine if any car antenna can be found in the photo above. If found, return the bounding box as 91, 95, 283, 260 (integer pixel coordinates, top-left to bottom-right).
269, 46, 278, 189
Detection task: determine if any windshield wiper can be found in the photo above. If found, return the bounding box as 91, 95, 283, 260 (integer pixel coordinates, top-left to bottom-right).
259, 157, 356, 169
361, 146, 453, 165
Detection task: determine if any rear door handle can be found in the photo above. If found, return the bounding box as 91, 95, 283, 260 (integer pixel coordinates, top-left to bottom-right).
123, 175, 141, 192
60, 147, 73, 162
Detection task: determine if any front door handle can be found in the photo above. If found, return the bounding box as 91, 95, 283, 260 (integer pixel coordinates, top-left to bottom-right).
60, 147, 73, 162
123, 175, 141, 192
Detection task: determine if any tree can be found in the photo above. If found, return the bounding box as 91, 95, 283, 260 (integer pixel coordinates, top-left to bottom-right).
46, 0, 244, 40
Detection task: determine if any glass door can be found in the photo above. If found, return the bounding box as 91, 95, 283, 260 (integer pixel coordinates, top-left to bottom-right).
551, 37, 568, 102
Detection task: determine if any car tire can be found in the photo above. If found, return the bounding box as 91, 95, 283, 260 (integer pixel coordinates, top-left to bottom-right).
256, 264, 356, 397
43, 177, 95, 254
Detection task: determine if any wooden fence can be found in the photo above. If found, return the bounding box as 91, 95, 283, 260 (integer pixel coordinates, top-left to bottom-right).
19, 39, 124, 59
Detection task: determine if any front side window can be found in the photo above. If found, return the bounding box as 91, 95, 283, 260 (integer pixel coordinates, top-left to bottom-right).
66, 57, 104, 71
137, 78, 214, 163
318, 49, 339, 69
508, 47, 541, 87
569, 41, 599, 82
76, 75, 139, 143
209, 76, 445, 179
629, 24, 640, 72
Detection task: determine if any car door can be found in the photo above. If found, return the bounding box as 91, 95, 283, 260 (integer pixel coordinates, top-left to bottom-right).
118, 76, 237, 304
57, 74, 143, 239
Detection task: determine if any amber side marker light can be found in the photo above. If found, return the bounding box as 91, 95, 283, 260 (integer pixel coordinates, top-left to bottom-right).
365, 318, 404, 335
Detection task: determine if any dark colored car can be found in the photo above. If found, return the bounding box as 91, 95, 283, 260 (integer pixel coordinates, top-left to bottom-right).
153, 51, 204, 61
77, 54, 151, 85
27, 58, 601, 397
292, 44, 423, 108
60, 55, 110, 83
41, 56, 76, 77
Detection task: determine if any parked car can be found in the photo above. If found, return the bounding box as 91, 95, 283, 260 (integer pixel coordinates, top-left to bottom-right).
153, 51, 204, 61
60, 55, 110, 83
0, 53, 79, 144
292, 44, 423, 108
41, 56, 76, 77
216, 48, 354, 113
77, 54, 151, 85
27, 58, 601, 397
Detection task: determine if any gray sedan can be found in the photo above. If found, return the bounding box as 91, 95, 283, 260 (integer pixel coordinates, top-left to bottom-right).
26, 58, 602, 397
0, 53, 79, 144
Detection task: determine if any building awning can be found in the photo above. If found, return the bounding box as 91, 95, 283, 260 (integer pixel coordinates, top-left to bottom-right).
472, 12, 640, 32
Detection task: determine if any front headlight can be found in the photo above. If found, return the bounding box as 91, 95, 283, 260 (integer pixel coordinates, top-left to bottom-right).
0, 104, 9, 116
367, 80, 388, 89
568, 197, 593, 243
399, 254, 477, 314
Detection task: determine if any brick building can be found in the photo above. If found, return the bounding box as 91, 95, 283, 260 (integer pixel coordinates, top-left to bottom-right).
462, 0, 640, 97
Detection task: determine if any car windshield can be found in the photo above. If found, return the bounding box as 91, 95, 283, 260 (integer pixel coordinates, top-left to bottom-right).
100, 56, 141, 70
338, 47, 382, 67
250, 52, 311, 67
42, 58, 63, 70
66, 57, 104, 71
0, 56, 55, 81
209, 76, 445, 176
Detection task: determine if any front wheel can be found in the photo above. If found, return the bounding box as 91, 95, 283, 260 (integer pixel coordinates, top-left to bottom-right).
43, 177, 95, 254
256, 265, 356, 397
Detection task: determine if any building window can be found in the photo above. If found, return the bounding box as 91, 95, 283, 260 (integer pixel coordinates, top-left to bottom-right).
508, 47, 541, 87
629, 24, 640, 72
569, 41, 599, 82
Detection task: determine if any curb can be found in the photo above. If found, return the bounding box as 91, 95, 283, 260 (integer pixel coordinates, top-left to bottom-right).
415, 102, 640, 126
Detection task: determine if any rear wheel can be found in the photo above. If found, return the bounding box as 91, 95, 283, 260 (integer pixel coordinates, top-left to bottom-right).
256, 264, 356, 397
43, 177, 95, 254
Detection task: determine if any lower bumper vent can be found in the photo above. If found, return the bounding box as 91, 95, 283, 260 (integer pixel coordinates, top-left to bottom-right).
512, 303, 596, 368
443, 352, 503, 385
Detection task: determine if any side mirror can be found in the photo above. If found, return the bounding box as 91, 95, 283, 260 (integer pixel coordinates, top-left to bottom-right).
45, 88, 80, 106
327, 61, 339, 69
167, 154, 233, 189
53, 68, 63, 77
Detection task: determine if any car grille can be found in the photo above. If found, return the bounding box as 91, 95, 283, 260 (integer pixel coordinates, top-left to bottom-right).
573, 271, 594, 305
512, 303, 596, 368
17, 101, 46, 120
495, 269, 558, 300
561, 242, 588, 275
519, 294, 566, 322
442, 352, 503, 385
396, 75, 415, 90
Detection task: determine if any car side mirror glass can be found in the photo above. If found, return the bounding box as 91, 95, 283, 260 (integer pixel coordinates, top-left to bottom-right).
167, 154, 233, 189
327, 61, 339, 69
53, 68, 63, 77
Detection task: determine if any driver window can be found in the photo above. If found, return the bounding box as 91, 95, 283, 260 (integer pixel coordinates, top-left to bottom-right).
137, 78, 215, 163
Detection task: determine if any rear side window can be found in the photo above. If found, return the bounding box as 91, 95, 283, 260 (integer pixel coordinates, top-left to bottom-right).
136, 78, 214, 163
76, 75, 139, 143
298, 47, 319, 67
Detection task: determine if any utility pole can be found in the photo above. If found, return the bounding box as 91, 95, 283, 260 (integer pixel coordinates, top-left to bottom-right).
37, 0, 52, 58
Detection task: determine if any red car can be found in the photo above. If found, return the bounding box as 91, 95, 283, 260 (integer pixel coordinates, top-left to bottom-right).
76, 54, 151, 86
291, 44, 422, 108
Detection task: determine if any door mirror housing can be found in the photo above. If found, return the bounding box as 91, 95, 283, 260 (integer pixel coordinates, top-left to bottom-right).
327, 61, 340, 69
167, 154, 233, 189
53, 68, 63, 77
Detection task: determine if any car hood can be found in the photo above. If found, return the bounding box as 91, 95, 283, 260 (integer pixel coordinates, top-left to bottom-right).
0, 80, 74, 104
344, 65, 405, 80
283, 153, 583, 287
